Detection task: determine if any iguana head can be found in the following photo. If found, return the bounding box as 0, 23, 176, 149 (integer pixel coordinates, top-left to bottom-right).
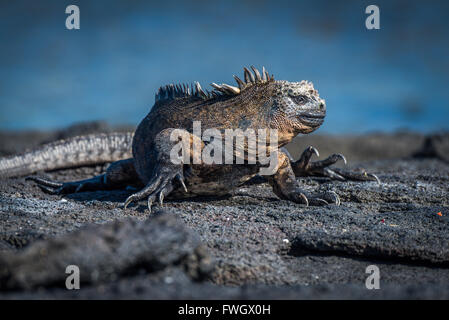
268, 79, 326, 134
225, 66, 326, 137
204, 67, 326, 135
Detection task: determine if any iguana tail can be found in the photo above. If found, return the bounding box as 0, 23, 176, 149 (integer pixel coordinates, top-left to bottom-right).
0, 132, 134, 178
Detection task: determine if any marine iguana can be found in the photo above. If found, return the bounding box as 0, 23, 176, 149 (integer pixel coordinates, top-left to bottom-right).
0, 66, 379, 211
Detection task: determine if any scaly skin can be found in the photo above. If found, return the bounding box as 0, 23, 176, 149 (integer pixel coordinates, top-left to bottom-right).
0, 133, 133, 178
0, 66, 379, 212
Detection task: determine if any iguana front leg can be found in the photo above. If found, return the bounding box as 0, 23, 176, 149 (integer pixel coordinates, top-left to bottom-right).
267, 151, 340, 206
286, 146, 380, 183
123, 128, 198, 212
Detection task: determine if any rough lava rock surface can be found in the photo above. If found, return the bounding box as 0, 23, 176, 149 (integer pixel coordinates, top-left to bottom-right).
0, 123, 448, 299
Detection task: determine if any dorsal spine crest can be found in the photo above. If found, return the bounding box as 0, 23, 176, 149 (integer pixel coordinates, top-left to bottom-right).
155, 66, 275, 103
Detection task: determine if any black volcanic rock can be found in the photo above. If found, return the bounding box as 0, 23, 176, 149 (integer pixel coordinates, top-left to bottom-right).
0, 128, 448, 299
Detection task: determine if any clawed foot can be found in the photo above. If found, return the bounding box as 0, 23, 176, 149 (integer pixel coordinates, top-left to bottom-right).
123, 167, 187, 213
26, 175, 106, 194
292, 146, 380, 183
287, 188, 341, 206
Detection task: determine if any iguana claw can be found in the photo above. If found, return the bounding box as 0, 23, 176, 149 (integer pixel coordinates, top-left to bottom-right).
123, 168, 184, 212
292, 146, 380, 183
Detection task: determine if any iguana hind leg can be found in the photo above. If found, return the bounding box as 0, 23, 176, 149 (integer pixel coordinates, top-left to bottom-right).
28, 158, 140, 194
287, 146, 380, 183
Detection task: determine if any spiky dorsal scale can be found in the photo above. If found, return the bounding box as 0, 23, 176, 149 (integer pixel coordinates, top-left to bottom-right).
154, 66, 275, 107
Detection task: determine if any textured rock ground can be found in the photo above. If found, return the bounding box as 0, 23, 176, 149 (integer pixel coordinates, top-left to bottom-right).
0, 123, 448, 299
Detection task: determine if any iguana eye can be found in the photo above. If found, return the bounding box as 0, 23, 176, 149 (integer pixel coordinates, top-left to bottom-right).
290, 95, 308, 105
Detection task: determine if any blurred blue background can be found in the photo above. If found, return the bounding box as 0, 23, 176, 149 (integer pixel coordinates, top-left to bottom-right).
0, 0, 448, 133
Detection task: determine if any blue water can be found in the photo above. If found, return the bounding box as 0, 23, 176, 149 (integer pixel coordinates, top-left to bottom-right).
0, 0, 448, 133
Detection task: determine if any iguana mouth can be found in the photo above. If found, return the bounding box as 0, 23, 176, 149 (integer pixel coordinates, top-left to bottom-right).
299, 112, 325, 126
